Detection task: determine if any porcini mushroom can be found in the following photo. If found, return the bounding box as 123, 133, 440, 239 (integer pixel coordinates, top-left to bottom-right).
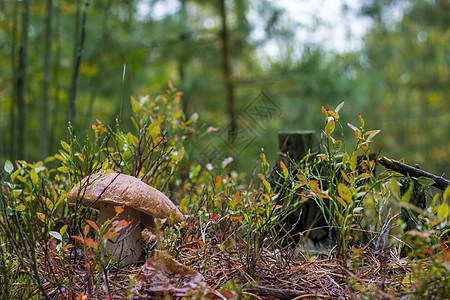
66, 172, 184, 264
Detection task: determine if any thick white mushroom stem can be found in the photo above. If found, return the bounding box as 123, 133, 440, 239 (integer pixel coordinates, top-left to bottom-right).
97, 204, 142, 265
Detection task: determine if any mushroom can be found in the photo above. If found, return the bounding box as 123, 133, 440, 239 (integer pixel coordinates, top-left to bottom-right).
66, 172, 184, 264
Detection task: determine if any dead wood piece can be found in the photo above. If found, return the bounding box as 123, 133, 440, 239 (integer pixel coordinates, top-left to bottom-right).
378, 156, 449, 191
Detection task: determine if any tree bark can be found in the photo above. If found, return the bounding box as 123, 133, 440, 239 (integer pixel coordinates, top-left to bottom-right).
219, 0, 237, 143
16, 0, 30, 159
40, 0, 53, 160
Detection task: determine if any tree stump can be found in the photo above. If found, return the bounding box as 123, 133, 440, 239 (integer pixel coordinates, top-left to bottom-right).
271, 131, 328, 249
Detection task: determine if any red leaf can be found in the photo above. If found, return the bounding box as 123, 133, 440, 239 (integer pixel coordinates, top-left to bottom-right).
114, 206, 124, 215
85, 219, 99, 233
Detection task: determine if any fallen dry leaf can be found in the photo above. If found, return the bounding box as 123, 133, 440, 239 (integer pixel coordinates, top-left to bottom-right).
134, 250, 227, 299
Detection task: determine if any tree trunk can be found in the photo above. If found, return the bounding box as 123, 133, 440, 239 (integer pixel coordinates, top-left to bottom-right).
16, 0, 30, 159
69, 0, 90, 133
218, 0, 237, 142
49, 0, 62, 155
178, 0, 188, 115
40, 0, 53, 160
5, 0, 19, 160
82, 0, 112, 131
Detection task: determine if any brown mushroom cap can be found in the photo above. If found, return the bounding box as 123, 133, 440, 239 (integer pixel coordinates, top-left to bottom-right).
66, 172, 184, 224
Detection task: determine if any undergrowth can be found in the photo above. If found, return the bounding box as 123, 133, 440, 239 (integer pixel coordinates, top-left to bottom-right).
0, 83, 449, 299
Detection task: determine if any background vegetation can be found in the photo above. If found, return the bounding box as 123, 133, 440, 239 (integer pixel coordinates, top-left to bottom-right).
0, 1, 449, 297
0, 0, 448, 175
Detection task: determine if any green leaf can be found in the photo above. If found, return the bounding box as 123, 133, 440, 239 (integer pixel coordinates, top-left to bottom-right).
342, 154, 350, 165
325, 119, 335, 136
401, 181, 414, 203
390, 178, 400, 199
437, 203, 449, 219
16, 204, 25, 211
179, 196, 191, 214
60, 225, 68, 237
4, 160, 14, 174
415, 177, 435, 187
49, 231, 63, 241
332, 140, 342, 150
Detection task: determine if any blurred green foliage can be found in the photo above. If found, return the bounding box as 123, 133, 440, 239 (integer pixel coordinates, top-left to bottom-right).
0, 0, 448, 176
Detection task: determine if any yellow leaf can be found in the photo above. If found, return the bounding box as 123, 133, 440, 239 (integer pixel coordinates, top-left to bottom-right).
258, 174, 271, 194
321, 106, 328, 118
327, 109, 340, 120
437, 203, 449, 219
358, 113, 365, 129
177, 147, 185, 162
60, 140, 71, 153
214, 175, 223, 190
340, 170, 354, 184
231, 192, 241, 209
130, 96, 140, 115
280, 161, 289, 179
350, 152, 357, 171
36, 212, 46, 223
325, 119, 335, 136
293, 182, 306, 190
16, 204, 25, 211
443, 185, 450, 201
336, 196, 348, 208
338, 183, 353, 205
60, 225, 68, 237
179, 196, 191, 213
30, 170, 39, 185
57, 166, 71, 173
357, 173, 371, 180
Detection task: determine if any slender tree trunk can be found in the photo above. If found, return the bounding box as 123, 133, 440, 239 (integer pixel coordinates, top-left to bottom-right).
178, 0, 188, 115
5, 0, 19, 160
40, 0, 53, 159
49, 0, 61, 154
83, 0, 112, 130
69, 0, 90, 133
16, 0, 30, 159
219, 0, 237, 142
